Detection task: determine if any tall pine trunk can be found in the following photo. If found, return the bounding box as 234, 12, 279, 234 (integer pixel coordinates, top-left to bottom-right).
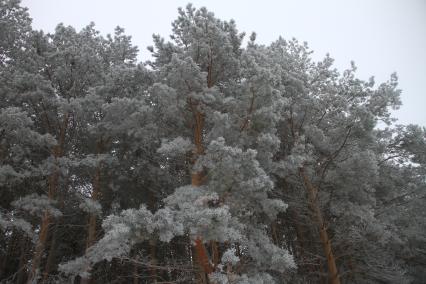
28, 113, 69, 283
43, 175, 67, 282
42, 221, 59, 282
189, 59, 216, 283
86, 164, 101, 248
300, 167, 340, 284
190, 109, 213, 283
81, 140, 103, 284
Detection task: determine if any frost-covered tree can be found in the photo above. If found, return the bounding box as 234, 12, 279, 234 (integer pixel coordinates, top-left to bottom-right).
1, 1, 425, 284
58, 5, 295, 283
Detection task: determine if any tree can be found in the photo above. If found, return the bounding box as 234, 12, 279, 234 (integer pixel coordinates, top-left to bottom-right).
1, 1, 424, 283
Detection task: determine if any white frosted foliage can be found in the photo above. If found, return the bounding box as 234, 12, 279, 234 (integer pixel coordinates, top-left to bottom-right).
12, 194, 62, 218
221, 248, 239, 265
157, 136, 193, 155
79, 198, 102, 215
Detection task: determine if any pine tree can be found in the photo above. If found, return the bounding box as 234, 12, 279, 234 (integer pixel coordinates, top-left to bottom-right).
1, 1, 425, 283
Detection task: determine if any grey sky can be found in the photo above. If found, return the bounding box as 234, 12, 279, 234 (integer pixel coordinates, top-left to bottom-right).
21, 0, 426, 126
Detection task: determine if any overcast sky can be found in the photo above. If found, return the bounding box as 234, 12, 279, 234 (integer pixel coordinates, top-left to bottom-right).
21, 0, 426, 126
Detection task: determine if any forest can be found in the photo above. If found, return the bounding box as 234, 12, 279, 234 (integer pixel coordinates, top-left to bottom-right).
0, 0, 425, 283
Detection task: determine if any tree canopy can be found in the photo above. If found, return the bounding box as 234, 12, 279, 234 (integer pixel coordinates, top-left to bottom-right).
0, 1, 425, 283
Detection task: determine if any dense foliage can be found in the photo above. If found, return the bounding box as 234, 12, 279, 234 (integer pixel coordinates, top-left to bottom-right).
1, 1, 425, 283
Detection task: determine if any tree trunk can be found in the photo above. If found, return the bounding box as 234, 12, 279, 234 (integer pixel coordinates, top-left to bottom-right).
271, 221, 279, 245
28, 211, 51, 283
43, 175, 67, 282
86, 163, 101, 249
191, 110, 205, 186
190, 105, 213, 284
192, 238, 210, 284
300, 167, 340, 284
187, 55, 217, 283
42, 221, 59, 282
194, 237, 213, 275
28, 113, 69, 283
291, 210, 305, 258
81, 140, 103, 284
29, 172, 59, 280
210, 240, 220, 270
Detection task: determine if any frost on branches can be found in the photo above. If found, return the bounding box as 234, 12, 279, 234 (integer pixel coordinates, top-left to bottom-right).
1, 1, 425, 284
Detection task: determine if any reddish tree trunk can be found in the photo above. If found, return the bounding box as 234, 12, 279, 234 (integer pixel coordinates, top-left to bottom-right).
28, 113, 69, 283
300, 167, 340, 284
210, 240, 220, 270
187, 53, 218, 284
190, 108, 213, 283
